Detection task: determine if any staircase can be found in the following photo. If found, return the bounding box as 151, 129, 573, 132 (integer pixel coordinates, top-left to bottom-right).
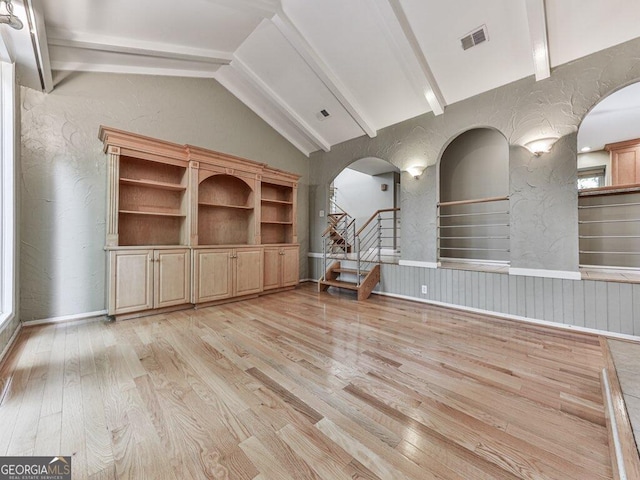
326, 213, 352, 254
319, 207, 400, 301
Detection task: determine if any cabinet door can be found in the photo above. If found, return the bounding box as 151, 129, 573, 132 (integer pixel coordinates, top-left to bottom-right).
235, 248, 263, 296
281, 246, 299, 287
193, 249, 233, 303
154, 249, 190, 308
109, 250, 153, 315
263, 247, 281, 290
612, 147, 640, 185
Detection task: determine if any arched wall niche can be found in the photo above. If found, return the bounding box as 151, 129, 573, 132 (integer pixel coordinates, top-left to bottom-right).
438, 128, 510, 264
576, 80, 640, 269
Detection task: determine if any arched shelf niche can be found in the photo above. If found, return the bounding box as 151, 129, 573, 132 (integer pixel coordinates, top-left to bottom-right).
438, 128, 510, 264
198, 173, 255, 245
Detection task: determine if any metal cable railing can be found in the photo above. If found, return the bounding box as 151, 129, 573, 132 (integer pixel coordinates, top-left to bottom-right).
438, 196, 510, 264
578, 187, 640, 268
322, 207, 400, 286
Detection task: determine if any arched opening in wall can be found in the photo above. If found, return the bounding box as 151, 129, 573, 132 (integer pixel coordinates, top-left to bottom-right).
438, 128, 510, 267
327, 157, 400, 263
578, 82, 640, 272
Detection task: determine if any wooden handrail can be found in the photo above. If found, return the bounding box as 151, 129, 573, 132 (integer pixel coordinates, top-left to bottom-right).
438, 195, 508, 208
356, 208, 400, 236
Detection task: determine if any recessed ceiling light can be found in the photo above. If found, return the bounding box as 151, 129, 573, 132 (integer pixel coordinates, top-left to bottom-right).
580, 146, 591, 152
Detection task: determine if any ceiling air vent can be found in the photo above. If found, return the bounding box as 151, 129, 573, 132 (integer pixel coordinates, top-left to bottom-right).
460, 25, 488, 51
316, 109, 331, 121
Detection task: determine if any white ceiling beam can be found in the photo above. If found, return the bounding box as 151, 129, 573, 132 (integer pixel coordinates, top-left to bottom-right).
214, 66, 315, 156
384, 0, 446, 115
271, 10, 377, 138
24, 0, 53, 92
232, 55, 331, 152
49, 61, 219, 79
48, 34, 232, 66
203, 0, 279, 18
524, 0, 551, 81
369, 0, 429, 111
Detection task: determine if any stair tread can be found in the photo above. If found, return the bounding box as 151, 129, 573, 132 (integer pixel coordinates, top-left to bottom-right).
319, 279, 359, 290
334, 268, 369, 275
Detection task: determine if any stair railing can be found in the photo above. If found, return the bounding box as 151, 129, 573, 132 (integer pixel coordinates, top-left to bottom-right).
321, 204, 356, 279
321, 207, 400, 286
355, 208, 400, 284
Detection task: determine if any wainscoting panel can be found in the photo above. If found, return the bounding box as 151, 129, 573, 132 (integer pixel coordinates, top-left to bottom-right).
309, 257, 640, 337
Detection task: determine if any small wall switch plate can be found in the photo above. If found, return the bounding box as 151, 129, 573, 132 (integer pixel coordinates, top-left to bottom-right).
319, 210, 325, 217
421, 285, 428, 294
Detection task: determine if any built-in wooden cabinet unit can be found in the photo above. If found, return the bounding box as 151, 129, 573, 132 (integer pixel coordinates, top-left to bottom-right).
108, 248, 191, 315
264, 246, 299, 290
100, 126, 300, 319
606, 138, 640, 186
192, 247, 263, 303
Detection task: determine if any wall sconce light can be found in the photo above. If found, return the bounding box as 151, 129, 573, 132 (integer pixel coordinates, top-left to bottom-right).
0, 0, 23, 30
524, 137, 558, 156
406, 165, 426, 179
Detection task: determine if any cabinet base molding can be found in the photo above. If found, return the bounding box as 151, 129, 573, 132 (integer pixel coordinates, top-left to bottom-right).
112, 303, 192, 322
112, 286, 299, 321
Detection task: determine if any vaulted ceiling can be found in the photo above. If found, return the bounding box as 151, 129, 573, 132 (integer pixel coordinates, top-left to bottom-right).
5, 0, 640, 156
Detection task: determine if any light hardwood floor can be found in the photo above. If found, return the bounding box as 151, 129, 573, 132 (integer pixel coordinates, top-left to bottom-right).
0, 284, 613, 479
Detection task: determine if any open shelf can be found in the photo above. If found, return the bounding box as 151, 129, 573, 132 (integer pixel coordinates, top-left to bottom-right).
120, 156, 186, 186
118, 214, 185, 246
262, 182, 293, 202
120, 209, 185, 217
261, 222, 293, 244
120, 177, 186, 191
261, 198, 293, 205
198, 201, 253, 210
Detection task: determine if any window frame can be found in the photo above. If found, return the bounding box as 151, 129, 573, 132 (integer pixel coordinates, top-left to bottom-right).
0, 61, 16, 327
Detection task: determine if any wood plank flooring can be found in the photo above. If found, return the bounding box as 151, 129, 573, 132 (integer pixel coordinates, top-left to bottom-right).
0, 284, 613, 479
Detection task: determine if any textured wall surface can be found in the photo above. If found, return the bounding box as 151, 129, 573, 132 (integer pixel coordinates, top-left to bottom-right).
309, 37, 640, 336
309, 37, 640, 266
20, 73, 309, 322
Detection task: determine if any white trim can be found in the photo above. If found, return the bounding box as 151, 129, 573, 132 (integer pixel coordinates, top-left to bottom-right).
524, 0, 551, 81
398, 259, 439, 269
508, 267, 581, 280
602, 368, 628, 480
49, 36, 233, 66
50, 61, 219, 79
0, 318, 19, 366
440, 257, 509, 266
581, 264, 640, 272
300, 278, 318, 283
22, 310, 108, 327
307, 252, 324, 259
271, 11, 377, 138
371, 290, 640, 343
0, 62, 16, 328
232, 54, 331, 152
384, 0, 446, 115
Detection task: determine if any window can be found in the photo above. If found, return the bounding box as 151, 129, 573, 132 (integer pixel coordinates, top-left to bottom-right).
0, 61, 16, 325
577, 166, 605, 190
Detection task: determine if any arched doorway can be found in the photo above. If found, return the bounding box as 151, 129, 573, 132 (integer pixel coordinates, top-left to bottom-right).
577, 82, 640, 269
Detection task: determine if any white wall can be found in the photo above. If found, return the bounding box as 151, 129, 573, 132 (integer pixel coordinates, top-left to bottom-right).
20, 72, 310, 322
577, 150, 611, 185
333, 168, 396, 231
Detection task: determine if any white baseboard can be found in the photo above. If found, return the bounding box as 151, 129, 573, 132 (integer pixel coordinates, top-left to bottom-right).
371, 290, 640, 343
0, 320, 21, 366
398, 260, 439, 269
307, 252, 323, 259
22, 309, 108, 327
509, 267, 581, 281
